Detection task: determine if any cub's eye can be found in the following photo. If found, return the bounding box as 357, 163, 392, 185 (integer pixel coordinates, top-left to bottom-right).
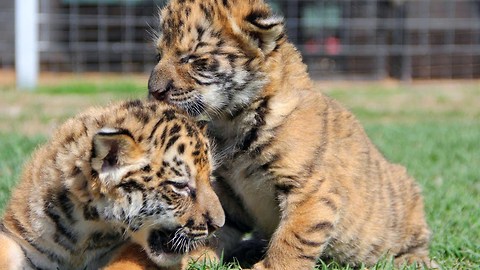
155, 53, 162, 62
166, 180, 189, 190
180, 54, 198, 64
191, 58, 209, 72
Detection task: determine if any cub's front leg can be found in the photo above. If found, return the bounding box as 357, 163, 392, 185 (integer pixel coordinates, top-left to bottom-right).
252, 179, 341, 270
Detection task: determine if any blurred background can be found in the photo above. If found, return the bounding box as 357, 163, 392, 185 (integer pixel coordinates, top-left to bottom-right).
1, 0, 480, 81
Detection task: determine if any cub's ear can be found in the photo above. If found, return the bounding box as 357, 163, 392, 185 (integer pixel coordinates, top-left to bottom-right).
91, 128, 146, 187
243, 10, 284, 55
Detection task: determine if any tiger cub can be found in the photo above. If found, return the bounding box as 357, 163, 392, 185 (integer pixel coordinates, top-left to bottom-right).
0, 100, 224, 270
147, 0, 437, 269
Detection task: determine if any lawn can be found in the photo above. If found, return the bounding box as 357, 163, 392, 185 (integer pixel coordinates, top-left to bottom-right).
0, 76, 479, 269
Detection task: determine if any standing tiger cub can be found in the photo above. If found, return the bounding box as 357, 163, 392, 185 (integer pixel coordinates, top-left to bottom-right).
147, 0, 438, 269
0, 100, 224, 270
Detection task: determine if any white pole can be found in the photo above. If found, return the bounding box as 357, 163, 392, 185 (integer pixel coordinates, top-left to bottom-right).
15, 0, 39, 90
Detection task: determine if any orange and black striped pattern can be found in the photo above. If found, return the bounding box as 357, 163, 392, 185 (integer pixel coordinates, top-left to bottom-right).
148, 0, 437, 269
0, 100, 224, 270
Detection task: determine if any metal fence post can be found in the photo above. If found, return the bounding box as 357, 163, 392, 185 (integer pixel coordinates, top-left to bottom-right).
15, 0, 39, 90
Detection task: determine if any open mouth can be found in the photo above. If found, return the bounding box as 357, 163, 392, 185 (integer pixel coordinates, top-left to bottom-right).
148, 229, 181, 255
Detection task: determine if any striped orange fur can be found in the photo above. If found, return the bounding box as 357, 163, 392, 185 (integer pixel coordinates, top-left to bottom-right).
0, 100, 224, 270
148, 0, 437, 269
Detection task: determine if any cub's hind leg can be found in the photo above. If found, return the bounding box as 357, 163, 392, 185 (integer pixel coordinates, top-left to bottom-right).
0, 232, 26, 270
393, 181, 439, 269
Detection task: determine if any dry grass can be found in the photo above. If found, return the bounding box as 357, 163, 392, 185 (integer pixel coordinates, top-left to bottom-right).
1, 71, 479, 136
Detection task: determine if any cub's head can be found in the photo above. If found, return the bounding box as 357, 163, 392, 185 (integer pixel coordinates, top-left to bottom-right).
88, 101, 224, 266
148, 0, 285, 118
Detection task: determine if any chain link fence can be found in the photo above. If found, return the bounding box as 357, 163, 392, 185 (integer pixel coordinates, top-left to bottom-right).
1, 0, 479, 79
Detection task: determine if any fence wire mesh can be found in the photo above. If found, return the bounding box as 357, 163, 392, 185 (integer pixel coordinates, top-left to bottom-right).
1, 0, 479, 79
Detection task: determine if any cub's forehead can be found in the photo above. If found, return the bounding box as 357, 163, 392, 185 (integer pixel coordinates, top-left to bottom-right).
161, 0, 217, 21
148, 120, 210, 165
157, 134, 212, 181
158, 0, 219, 46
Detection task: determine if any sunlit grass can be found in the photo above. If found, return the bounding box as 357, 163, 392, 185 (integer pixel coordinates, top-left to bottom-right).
0, 81, 478, 269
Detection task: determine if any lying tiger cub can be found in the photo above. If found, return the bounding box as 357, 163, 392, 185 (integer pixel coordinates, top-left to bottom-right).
0, 100, 224, 270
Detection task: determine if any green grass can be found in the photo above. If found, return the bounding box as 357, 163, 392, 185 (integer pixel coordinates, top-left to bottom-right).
0, 133, 45, 214
0, 81, 479, 269
37, 80, 146, 96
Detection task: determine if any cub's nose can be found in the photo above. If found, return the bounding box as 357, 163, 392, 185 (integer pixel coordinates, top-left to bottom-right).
149, 88, 168, 101
207, 220, 222, 235
205, 209, 225, 235
148, 76, 174, 101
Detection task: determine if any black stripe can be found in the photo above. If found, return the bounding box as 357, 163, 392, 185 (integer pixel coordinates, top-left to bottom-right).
260, 154, 280, 171
45, 202, 77, 251
148, 116, 167, 141
22, 247, 49, 270
188, 232, 207, 238
121, 100, 143, 109
87, 231, 123, 249
8, 215, 30, 238
296, 103, 330, 179
165, 135, 180, 150
133, 108, 151, 125
249, 139, 273, 158
319, 197, 337, 211
245, 153, 280, 178
196, 25, 205, 40
308, 221, 334, 232
274, 183, 296, 195
177, 143, 185, 154
282, 238, 304, 252
294, 233, 324, 247
394, 232, 428, 259
239, 128, 259, 151
83, 205, 100, 220
57, 190, 75, 222
169, 123, 182, 135
238, 97, 270, 151
11, 221, 64, 265
170, 167, 183, 177
117, 180, 146, 193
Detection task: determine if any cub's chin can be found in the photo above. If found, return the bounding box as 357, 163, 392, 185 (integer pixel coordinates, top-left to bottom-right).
132, 228, 195, 267
145, 229, 184, 266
